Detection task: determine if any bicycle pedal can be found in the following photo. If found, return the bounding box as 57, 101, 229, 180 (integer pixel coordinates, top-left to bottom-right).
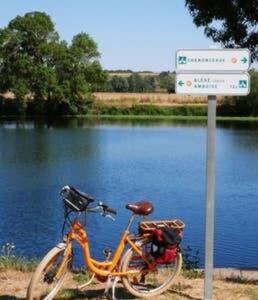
103, 247, 113, 258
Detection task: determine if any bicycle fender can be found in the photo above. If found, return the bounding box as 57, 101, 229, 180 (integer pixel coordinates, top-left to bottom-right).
56, 242, 67, 249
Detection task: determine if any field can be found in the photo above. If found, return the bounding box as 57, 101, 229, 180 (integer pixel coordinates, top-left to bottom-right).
93, 92, 217, 107
108, 72, 160, 77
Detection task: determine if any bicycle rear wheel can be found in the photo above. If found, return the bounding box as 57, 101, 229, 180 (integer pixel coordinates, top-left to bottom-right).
121, 240, 182, 298
27, 243, 72, 300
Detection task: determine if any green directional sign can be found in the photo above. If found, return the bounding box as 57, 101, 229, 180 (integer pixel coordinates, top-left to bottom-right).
178, 56, 187, 64
178, 80, 184, 87
239, 80, 247, 88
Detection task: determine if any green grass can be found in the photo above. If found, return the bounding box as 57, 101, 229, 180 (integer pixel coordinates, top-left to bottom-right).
0, 255, 38, 272
182, 268, 204, 279
72, 271, 92, 284
69, 114, 207, 120
55, 289, 86, 300
0, 243, 38, 272
89, 104, 208, 117
65, 114, 258, 122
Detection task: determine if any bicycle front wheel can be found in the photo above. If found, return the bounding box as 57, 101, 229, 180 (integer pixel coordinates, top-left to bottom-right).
27, 243, 72, 300
121, 240, 182, 298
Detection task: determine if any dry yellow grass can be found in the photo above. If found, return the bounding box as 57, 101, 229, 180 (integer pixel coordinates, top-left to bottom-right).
94, 92, 221, 107
108, 72, 159, 78
0, 91, 15, 99
1, 269, 257, 300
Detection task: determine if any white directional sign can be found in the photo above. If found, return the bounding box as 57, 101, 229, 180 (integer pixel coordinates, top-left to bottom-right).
175, 73, 250, 96
176, 49, 250, 72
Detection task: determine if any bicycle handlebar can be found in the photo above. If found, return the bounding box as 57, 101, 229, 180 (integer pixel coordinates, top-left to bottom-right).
98, 201, 117, 216
86, 202, 117, 218
105, 207, 117, 215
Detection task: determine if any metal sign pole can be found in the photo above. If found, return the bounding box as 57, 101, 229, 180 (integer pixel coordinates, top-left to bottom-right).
175, 48, 250, 300
204, 95, 217, 300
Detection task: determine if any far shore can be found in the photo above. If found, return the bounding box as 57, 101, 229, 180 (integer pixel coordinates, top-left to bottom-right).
1, 91, 257, 120
2, 114, 258, 122
67, 114, 258, 122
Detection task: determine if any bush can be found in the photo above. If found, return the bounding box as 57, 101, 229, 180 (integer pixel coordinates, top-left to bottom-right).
218, 70, 258, 117
90, 104, 208, 116
182, 245, 203, 279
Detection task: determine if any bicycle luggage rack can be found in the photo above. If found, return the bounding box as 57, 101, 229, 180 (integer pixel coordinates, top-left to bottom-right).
138, 219, 185, 234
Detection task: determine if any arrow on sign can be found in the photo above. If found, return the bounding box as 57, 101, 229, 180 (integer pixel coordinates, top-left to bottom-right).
178, 80, 184, 87
241, 57, 248, 64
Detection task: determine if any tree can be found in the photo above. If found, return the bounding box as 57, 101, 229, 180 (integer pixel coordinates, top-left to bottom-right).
185, 0, 258, 61
110, 76, 129, 92
143, 76, 156, 92
0, 12, 106, 115
158, 71, 175, 92
128, 73, 146, 92
234, 70, 258, 116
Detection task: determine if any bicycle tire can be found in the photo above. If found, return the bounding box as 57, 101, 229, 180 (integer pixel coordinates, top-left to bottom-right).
121, 240, 182, 298
27, 243, 71, 300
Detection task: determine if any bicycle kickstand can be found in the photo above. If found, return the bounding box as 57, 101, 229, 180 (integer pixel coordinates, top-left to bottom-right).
104, 275, 120, 300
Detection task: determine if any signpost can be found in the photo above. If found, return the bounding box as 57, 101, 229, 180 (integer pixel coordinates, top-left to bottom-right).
176, 49, 250, 72
175, 49, 251, 300
176, 73, 250, 95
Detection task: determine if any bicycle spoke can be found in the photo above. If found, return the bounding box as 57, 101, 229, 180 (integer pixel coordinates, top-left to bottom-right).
124, 240, 181, 295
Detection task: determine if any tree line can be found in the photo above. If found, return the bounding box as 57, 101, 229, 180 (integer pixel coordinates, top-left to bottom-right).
93, 72, 175, 93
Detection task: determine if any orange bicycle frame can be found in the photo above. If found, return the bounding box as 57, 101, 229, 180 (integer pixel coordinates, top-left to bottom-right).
64, 215, 153, 278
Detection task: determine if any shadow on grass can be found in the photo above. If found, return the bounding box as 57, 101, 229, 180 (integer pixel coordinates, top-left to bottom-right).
81, 287, 135, 300
224, 276, 258, 285
169, 283, 202, 300
0, 287, 135, 300
0, 297, 23, 300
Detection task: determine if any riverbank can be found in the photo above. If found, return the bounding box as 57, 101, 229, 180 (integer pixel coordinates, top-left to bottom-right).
3, 114, 258, 123
1, 91, 257, 119
68, 114, 258, 122
1, 268, 257, 300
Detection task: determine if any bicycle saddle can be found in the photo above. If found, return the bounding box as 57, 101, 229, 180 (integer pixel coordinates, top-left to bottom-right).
126, 201, 154, 215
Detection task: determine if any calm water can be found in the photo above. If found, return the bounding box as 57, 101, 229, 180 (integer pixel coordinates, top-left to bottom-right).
0, 118, 258, 268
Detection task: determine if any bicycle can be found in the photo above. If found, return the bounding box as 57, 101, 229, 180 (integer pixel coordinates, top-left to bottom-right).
27, 185, 184, 299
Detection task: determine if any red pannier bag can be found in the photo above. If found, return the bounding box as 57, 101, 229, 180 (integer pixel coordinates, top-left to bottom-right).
151, 227, 183, 264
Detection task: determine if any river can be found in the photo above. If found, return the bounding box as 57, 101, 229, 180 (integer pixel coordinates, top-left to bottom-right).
0, 118, 258, 268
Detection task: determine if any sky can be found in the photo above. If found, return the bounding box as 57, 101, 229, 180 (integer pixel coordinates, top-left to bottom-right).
0, 0, 219, 72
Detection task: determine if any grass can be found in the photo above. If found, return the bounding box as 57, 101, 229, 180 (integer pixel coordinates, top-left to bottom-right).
94, 92, 208, 106
0, 243, 38, 272
72, 270, 92, 284
224, 284, 258, 300
182, 269, 204, 279
108, 72, 159, 78
71, 114, 207, 120
0, 255, 37, 273
55, 289, 87, 300
66, 113, 258, 124
224, 275, 258, 285
91, 93, 258, 121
